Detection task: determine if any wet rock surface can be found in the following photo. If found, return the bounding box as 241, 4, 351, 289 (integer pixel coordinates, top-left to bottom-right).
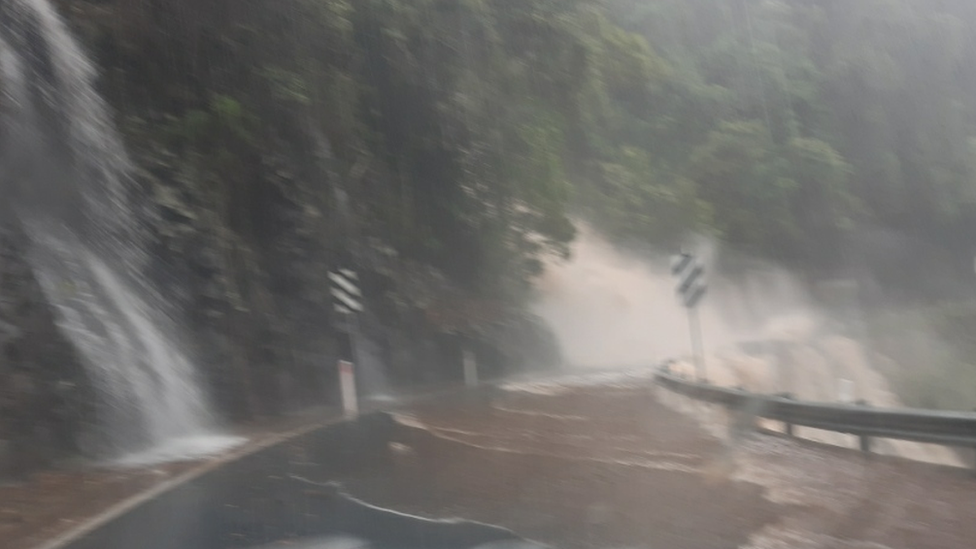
0, 223, 95, 481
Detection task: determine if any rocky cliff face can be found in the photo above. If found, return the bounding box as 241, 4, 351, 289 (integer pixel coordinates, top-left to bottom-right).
0, 224, 95, 479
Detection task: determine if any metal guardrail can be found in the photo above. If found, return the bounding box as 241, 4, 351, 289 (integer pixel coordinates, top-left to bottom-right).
654, 368, 976, 465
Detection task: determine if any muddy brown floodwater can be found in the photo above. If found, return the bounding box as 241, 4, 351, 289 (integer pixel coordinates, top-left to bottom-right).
339, 380, 976, 549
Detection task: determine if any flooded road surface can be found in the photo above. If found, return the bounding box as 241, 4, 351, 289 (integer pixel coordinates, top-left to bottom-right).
55, 373, 976, 549
346, 374, 976, 549
350, 383, 778, 549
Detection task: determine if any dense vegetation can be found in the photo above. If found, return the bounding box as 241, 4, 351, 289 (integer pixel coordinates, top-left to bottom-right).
585, 1, 976, 281
62, 0, 976, 293
62, 0, 976, 397
69, 0, 611, 297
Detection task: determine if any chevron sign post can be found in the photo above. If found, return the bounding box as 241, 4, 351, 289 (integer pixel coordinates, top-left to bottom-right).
329, 268, 363, 417
671, 252, 708, 382
329, 269, 364, 316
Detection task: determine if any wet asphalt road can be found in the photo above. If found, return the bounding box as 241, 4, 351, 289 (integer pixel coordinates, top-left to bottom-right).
61, 414, 409, 549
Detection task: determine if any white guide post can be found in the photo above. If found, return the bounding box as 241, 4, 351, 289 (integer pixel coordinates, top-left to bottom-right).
463, 349, 478, 387
339, 360, 358, 418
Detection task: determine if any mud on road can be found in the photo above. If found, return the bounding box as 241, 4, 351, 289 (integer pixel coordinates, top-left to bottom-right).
339, 378, 976, 549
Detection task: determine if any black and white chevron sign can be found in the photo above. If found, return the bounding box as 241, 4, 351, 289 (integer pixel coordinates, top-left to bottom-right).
329, 269, 364, 314
671, 251, 708, 381
671, 252, 707, 309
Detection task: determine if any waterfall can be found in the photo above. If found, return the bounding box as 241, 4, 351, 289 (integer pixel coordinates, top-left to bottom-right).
0, 0, 241, 463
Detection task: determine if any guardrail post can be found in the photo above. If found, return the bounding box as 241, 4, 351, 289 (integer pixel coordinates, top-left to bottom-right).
775, 393, 795, 437
859, 434, 872, 453
972, 408, 976, 476
463, 349, 478, 387
857, 399, 871, 453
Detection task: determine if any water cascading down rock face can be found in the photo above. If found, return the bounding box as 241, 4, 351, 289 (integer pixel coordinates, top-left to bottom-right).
0, 0, 241, 463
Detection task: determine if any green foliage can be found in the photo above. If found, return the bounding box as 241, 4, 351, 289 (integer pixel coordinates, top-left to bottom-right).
565, 0, 976, 275
869, 303, 976, 410
689, 121, 799, 254
683, 120, 854, 260
258, 67, 312, 106
83, 0, 976, 294
165, 95, 254, 149
578, 147, 701, 245
89, 0, 642, 300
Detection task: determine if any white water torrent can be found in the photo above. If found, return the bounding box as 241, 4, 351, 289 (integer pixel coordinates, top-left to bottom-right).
0, 0, 241, 462
534, 226, 962, 467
